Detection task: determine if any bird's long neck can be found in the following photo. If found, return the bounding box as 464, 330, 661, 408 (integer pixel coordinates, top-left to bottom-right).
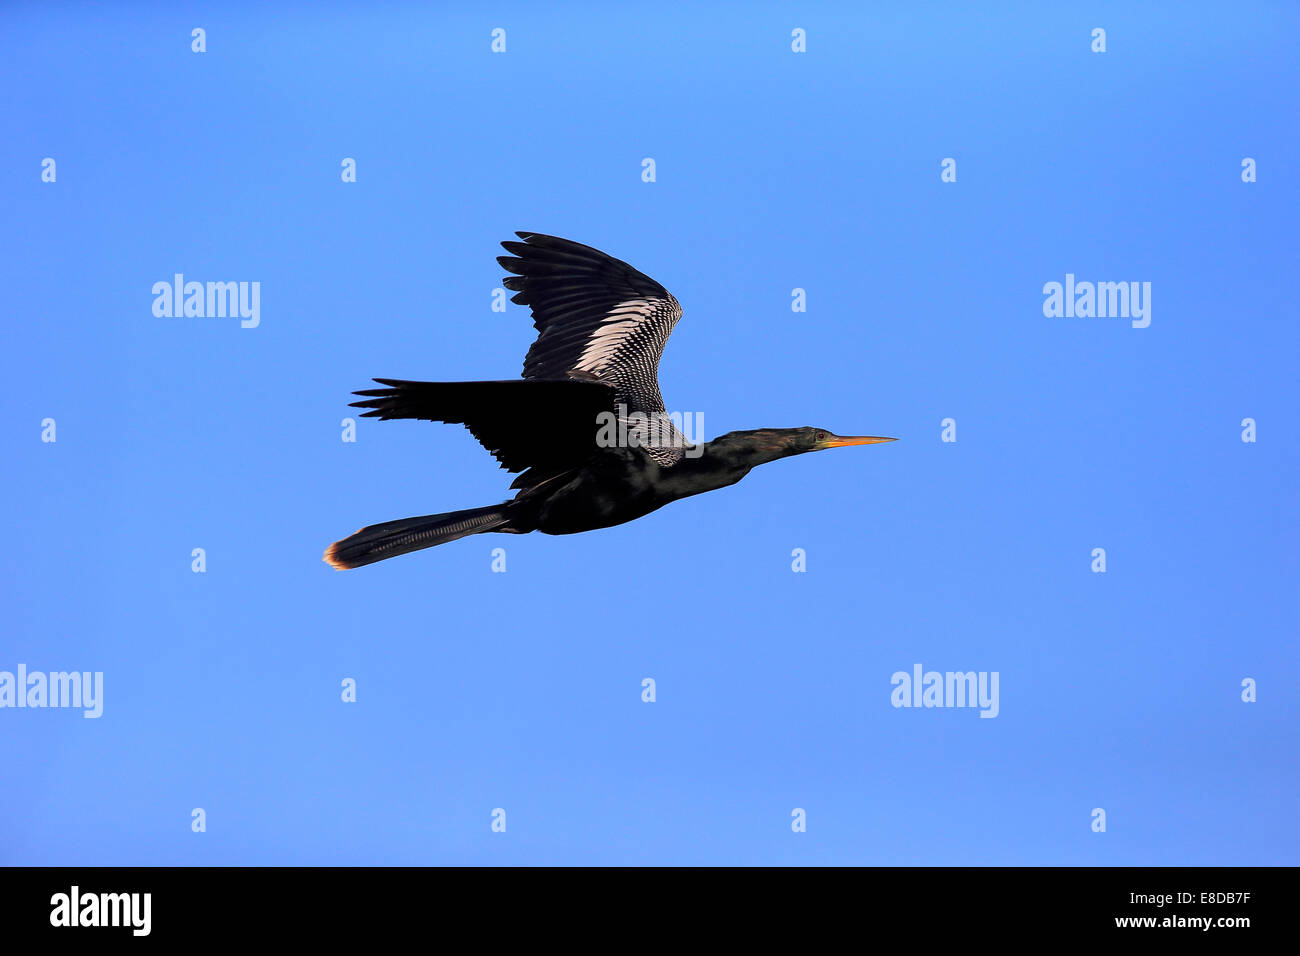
658, 429, 800, 498
701, 429, 803, 468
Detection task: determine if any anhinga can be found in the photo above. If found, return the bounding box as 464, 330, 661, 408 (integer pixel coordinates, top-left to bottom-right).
325, 233, 895, 569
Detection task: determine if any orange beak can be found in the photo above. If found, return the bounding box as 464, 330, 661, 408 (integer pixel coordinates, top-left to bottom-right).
815, 433, 897, 450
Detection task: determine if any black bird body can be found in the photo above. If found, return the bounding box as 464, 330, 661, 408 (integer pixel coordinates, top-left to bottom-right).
519, 448, 678, 535
325, 234, 893, 569
504, 431, 782, 535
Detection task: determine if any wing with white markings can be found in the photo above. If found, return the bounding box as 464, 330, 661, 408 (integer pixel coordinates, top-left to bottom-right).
498, 232, 687, 464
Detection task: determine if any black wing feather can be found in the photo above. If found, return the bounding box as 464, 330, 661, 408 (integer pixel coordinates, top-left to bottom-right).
350, 378, 615, 476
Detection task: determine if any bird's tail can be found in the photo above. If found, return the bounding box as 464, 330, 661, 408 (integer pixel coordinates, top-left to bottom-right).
324, 505, 510, 570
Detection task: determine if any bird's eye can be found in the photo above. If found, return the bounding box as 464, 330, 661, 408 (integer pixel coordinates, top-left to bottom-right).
816, 431, 826, 441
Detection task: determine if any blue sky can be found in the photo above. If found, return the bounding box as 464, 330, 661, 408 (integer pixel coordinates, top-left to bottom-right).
2, 1, 1296, 865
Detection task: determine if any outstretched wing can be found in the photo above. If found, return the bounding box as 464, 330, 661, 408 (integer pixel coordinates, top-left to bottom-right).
349, 378, 616, 483
498, 232, 684, 425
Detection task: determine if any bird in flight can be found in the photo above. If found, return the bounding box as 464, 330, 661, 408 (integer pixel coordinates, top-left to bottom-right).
325, 233, 895, 569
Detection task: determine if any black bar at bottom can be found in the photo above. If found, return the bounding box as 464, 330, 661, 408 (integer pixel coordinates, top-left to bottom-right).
0, 866, 1284, 941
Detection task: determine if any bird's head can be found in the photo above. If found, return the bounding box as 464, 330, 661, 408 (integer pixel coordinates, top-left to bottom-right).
803, 426, 897, 453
